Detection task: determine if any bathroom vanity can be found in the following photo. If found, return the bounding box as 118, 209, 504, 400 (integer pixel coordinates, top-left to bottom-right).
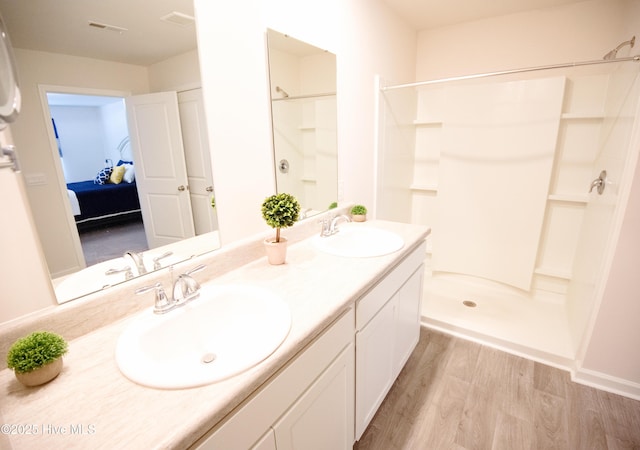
0, 217, 429, 450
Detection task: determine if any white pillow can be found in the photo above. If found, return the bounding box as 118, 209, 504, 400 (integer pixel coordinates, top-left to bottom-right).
123, 164, 136, 183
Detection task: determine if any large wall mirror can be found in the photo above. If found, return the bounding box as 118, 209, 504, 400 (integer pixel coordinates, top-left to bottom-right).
0, 0, 221, 303
266, 29, 338, 218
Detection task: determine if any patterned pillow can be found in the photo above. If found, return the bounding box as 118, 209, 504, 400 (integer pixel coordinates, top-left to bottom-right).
94, 166, 113, 185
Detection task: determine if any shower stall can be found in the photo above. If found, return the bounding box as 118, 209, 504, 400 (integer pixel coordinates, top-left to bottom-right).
376, 51, 640, 369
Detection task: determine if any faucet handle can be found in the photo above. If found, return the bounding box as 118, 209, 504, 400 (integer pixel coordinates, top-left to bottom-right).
318, 217, 332, 237
105, 265, 134, 280
136, 282, 173, 314
173, 264, 206, 304
184, 264, 206, 276
152, 251, 173, 270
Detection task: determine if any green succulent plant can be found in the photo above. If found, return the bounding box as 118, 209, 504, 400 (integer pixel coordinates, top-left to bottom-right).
328, 202, 338, 209
7, 331, 68, 374
261, 193, 301, 243
351, 204, 368, 215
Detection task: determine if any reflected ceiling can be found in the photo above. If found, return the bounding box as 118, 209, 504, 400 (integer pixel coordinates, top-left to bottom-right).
0, 0, 196, 65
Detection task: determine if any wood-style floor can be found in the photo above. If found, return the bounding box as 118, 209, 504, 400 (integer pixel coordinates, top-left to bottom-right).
355, 327, 640, 450
79, 219, 147, 266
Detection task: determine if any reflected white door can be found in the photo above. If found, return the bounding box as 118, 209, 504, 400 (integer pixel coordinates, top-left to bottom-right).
126, 91, 195, 248
177, 89, 218, 235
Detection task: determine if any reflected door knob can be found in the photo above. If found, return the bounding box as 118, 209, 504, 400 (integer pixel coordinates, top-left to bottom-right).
178, 185, 186, 192
206, 186, 213, 192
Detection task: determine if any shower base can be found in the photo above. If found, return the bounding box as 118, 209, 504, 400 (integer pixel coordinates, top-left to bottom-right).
421, 268, 575, 370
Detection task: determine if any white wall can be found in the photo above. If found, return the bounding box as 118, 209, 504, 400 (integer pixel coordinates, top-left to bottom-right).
579, 148, 640, 395
0, 128, 55, 323
194, 0, 416, 244
50, 100, 130, 183
50, 105, 108, 183
576, 0, 640, 396
101, 100, 130, 163
148, 49, 201, 92
415, 0, 631, 81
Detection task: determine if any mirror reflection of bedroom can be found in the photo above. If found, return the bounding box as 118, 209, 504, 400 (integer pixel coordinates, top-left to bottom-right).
47, 92, 147, 266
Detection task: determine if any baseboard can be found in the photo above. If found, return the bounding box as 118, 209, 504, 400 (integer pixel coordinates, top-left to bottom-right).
572, 366, 640, 401
421, 317, 573, 372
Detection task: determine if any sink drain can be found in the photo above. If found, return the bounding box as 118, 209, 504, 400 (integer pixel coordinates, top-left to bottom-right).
462, 300, 477, 308
201, 353, 217, 364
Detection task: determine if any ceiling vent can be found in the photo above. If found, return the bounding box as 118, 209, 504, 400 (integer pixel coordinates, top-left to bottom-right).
88, 21, 128, 33
160, 11, 195, 26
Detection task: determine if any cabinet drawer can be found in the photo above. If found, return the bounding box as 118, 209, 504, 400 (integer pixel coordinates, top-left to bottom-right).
356, 241, 426, 330
193, 307, 354, 450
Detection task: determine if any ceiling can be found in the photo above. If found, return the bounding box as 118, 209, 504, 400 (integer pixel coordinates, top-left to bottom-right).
0, 0, 587, 66
380, 0, 585, 30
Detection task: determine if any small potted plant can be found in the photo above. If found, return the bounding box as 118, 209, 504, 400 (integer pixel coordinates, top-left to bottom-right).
328, 202, 338, 210
350, 204, 368, 222
7, 331, 68, 387
261, 193, 301, 265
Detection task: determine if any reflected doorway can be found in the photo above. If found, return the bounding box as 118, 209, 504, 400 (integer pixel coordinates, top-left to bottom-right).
46, 92, 149, 267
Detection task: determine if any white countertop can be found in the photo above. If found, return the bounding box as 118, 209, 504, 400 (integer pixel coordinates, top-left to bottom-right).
0, 220, 429, 450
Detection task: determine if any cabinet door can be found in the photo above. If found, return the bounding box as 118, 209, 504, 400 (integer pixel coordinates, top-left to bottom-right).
393, 265, 424, 375
274, 343, 354, 450
355, 297, 396, 440
251, 429, 277, 450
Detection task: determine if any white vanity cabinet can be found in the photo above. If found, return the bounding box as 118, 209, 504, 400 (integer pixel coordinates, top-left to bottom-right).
193, 240, 426, 450
193, 308, 355, 450
355, 242, 426, 439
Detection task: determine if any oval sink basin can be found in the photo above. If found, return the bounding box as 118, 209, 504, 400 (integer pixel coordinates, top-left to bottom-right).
115, 284, 291, 389
311, 224, 404, 258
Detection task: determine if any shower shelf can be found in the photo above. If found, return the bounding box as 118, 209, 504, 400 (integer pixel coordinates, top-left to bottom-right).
547, 193, 589, 203
534, 266, 572, 280
413, 119, 442, 126
560, 112, 605, 120
410, 184, 438, 192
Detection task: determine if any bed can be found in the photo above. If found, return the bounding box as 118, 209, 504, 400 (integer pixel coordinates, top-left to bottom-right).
66, 180, 142, 231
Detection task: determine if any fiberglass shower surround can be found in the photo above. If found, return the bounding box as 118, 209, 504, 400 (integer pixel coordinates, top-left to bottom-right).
377, 54, 640, 362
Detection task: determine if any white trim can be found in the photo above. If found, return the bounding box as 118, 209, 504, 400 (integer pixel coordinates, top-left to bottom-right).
572, 366, 640, 401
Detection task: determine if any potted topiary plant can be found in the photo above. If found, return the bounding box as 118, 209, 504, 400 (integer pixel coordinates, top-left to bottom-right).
7, 331, 68, 387
350, 204, 368, 222
261, 193, 301, 265
328, 201, 338, 210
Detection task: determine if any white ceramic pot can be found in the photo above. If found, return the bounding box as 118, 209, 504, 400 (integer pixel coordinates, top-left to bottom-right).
15, 358, 63, 387
351, 214, 366, 222
264, 237, 288, 265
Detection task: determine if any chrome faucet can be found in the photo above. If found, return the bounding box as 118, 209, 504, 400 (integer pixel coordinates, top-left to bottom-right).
329, 214, 351, 234
135, 264, 206, 314
172, 264, 206, 304
124, 251, 147, 275
320, 214, 351, 237
319, 217, 332, 237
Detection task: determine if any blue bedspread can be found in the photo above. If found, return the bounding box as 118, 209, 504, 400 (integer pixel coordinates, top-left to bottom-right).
66, 180, 141, 223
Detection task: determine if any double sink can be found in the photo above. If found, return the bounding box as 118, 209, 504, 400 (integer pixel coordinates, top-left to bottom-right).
115, 223, 404, 389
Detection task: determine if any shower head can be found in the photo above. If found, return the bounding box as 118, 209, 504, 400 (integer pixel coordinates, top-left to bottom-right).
603, 36, 635, 60
275, 86, 289, 98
